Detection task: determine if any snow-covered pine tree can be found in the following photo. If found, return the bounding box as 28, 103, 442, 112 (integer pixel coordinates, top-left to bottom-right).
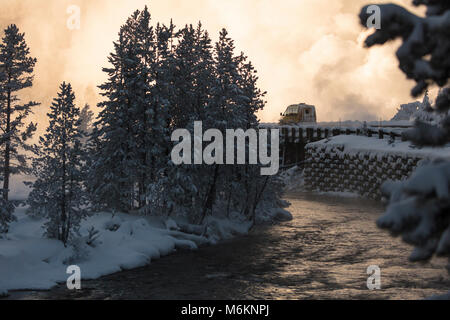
0, 24, 39, 233
158, 23, 218, 220
84, 122, 105, 212
169, 22, 215, 127
79, 104, 94, 136
129, 7, 157, 210
192, 28, 244, 223
170, 24, 197, 129
237, 58, 266, 128
360, 1, 449, 97
90, 8, 174, 213
0, 196, 14, 234
27, 82, 87, 245
194, 23, 217, 126
211, 29, 246, 129
90, 20, 143, 213
232, 56, 276, 223
140, 20, 175, 213
390, 101, 421, 121
77, 103, 95, 210
184, 23, 219, 220
88, 8, 283, 226
359, 1, 450, 265
411, 90, 438, 123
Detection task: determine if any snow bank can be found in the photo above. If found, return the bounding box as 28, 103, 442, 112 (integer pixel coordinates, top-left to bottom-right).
0, 204, 260, 294
308, 135, 450, 159
279, 166, 305, 192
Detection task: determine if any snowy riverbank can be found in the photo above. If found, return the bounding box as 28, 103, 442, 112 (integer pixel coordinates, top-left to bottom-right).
0, 198, 292, 296
0, 164, 367, 296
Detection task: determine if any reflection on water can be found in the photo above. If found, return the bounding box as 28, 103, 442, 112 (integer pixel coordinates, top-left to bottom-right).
6, 192, 450, 300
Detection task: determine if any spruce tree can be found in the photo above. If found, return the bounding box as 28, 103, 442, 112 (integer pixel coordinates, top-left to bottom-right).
140, 20, 175, 212
0, 24, 39, 233
27, 82, 86, 245
88, 8, 281, 227
79, 104, 94, 135
200, 29, 244, 222
162, 23, 217, 220
90, 25, 141, 212
90, 7, 172, 212
211, 29, 245, 129
234, 56, 269, 221
171, 24, 199, 128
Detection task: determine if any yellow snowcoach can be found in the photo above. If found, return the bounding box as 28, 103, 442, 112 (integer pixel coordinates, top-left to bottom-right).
279, 103, 317, 125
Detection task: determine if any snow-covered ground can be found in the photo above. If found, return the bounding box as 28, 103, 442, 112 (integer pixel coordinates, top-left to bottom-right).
279, 166, 305, 192
0, 179, 292, 296
0, 207, 245, 295
309, 135, 450, 159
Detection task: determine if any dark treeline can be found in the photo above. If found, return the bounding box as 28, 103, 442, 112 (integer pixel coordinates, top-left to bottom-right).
0, 7, 283, 244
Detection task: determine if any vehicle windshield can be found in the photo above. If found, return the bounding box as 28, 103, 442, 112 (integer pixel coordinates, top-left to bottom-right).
285, 106, 299, 115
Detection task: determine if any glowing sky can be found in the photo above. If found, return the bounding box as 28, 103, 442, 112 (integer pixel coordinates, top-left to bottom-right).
0, 0, 431, 129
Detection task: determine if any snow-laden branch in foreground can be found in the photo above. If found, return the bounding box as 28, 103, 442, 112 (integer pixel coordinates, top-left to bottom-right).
359, 3, 450, 298
359, 3, 450, 97
379, 160, 450, 262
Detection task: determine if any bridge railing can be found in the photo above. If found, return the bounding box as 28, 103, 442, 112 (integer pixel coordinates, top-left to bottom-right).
274, 126, 406, 143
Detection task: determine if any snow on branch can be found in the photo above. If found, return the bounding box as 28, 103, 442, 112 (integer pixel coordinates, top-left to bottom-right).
359, 3, 450, 97
379, 161, 450, 261
402, 120, 448, 146
360, 2, 450, 279
412, 0, 450, 16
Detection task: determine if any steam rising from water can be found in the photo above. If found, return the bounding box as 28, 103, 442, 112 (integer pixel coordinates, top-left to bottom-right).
0, 0, 430, 132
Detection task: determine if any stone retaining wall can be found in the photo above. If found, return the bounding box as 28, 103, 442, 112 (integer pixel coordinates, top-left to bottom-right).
304, 143, 422, 200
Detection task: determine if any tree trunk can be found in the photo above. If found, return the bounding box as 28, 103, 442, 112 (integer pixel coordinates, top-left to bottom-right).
249, 177, 270, 229
61, 141, 67, 245
200, 165, 219, 224
65, 171, 75, 245
2, 89, 11, 201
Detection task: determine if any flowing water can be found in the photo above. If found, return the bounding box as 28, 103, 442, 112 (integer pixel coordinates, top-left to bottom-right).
5, 192, 450, 300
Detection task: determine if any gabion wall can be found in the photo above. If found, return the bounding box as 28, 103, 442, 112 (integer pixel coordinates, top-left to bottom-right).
304, 143, 422, 200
